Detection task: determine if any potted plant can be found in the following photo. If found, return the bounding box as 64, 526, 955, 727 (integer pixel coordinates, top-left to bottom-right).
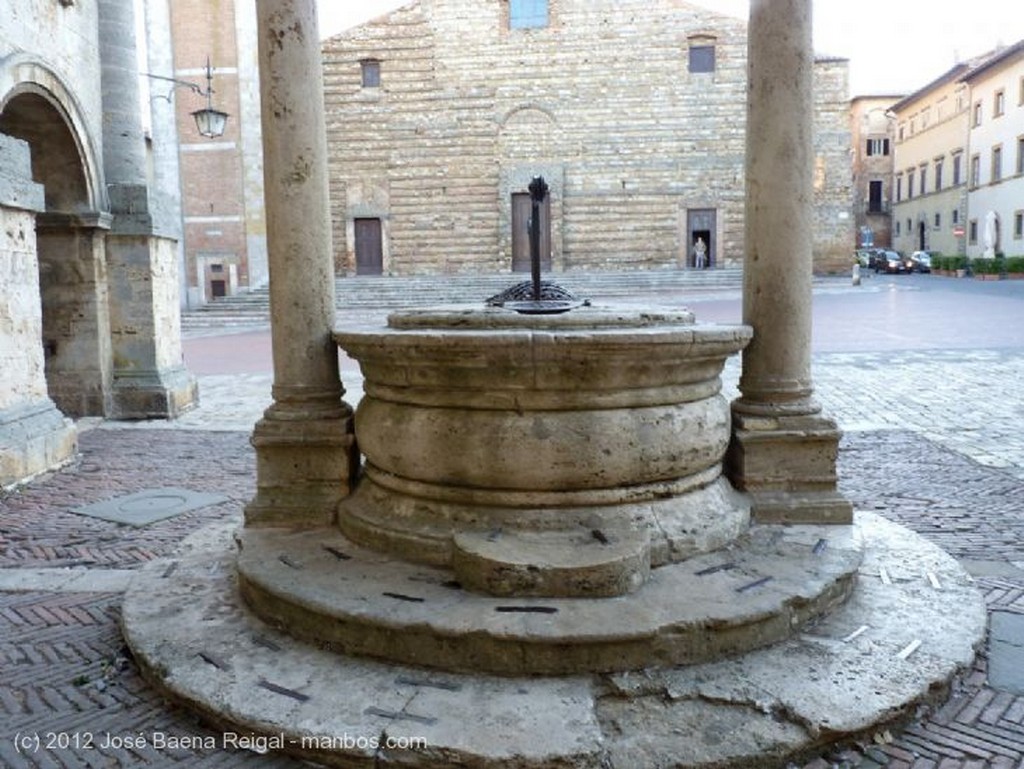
972, 257, 1000, 280
1005, 256, 1024, 279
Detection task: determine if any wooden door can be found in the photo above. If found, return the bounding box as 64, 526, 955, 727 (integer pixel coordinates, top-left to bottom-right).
511, 192, 551, 273
355, 218, 383, 275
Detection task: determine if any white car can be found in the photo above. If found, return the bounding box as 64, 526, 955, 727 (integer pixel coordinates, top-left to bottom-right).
910, 251, 934, 273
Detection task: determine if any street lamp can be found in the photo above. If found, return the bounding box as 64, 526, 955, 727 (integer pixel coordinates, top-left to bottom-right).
145, 57, 229, 139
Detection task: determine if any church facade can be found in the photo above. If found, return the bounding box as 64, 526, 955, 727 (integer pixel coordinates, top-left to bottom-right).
322, 0, 854, 277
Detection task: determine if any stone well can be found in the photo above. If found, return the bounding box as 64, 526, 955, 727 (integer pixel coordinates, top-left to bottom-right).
231, 304, 876, 678
121, 299, 985, 767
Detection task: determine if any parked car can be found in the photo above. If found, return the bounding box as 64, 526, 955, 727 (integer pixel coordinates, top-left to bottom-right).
909, 250, 935, 273
874, 250, 909, 274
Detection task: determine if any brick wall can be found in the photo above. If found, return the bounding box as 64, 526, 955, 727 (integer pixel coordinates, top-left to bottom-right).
323, 0, 852, 276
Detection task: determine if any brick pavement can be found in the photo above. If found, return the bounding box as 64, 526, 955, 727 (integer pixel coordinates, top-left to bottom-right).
3, 356, 1024, 767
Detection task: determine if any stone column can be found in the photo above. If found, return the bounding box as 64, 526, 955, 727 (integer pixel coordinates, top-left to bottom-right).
0, 133, 77, 487
99, 0, 197, 418
726, 0, 851, 524
245, 0, 358, 527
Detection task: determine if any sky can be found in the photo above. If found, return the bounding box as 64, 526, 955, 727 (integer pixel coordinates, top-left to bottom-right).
317, 0, 1024, 98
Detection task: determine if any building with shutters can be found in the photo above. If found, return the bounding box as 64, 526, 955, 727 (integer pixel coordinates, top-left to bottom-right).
321, 0, 854, 277
850, 95, 901, 249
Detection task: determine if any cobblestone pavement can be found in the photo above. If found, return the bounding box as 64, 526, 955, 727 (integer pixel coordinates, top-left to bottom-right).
3, 289, 1024, 767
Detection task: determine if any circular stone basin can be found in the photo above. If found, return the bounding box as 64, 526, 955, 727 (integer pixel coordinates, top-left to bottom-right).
334, 305, 752, 599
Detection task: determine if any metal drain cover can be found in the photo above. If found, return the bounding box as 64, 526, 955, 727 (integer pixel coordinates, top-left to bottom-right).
70, 487, 228, 526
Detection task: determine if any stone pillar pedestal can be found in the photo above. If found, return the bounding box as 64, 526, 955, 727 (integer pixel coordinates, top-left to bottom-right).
244, 0, 357, 528
0, 134, 77, 487
727, 0, 851, 524
99, 0, 197, 419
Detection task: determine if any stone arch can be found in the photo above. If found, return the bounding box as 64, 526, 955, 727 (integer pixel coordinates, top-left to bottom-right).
0, 53, 105, 211
1, 55, 114, 417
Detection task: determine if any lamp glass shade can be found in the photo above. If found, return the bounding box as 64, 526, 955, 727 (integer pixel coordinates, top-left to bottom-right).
192, 107, 229, 138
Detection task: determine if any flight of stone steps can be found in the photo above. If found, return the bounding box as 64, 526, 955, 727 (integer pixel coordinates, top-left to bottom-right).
181, 267, 744, 331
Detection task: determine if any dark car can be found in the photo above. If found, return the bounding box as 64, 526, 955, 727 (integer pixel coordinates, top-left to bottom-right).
909, 250, 936, 273
874, 250, 909, 274
855, 248, 886, 269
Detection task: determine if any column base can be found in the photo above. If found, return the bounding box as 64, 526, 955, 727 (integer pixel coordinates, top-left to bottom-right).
726, 410, 852, 524
245, 406, 359, 529
110, 365, 198, 420
0, 399, 77, 488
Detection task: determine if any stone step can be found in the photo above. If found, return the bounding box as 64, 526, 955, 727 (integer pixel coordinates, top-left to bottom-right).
451, 526, 652, 598
236, 520, 863, 676
181, 268, 745, 329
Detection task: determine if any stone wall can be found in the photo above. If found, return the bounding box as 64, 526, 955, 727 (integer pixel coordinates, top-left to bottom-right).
323, 0, 852, 276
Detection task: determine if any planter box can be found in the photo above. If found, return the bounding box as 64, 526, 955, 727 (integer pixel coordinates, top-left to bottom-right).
975, 274, 1001, 281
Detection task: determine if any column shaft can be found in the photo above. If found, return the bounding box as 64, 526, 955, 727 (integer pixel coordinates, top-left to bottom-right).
246, 0, 357, 527
727, 0, 851, 524
737, 0, 815, 415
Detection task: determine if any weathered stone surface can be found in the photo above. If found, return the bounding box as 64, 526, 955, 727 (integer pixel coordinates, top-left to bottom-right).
335, 305, 752, 586
123, 511, 984, 768
235, 519, 862, 675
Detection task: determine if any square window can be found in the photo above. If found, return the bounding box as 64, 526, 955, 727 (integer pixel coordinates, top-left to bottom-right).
361, 59, 380, 88
510, 0, 548, 29
689, 45, 716, 73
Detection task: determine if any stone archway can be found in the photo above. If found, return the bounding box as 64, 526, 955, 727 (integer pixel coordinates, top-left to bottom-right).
1, 85, 114, 417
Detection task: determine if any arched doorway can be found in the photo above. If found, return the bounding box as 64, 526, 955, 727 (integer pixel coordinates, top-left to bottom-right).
1, 85, 113, 417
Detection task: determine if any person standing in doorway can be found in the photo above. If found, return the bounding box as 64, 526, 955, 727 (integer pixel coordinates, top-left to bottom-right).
693, 236, 707, 269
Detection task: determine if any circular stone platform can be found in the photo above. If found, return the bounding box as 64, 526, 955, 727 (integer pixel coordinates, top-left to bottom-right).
122, 511, 985, 769
235, 519, 862, 675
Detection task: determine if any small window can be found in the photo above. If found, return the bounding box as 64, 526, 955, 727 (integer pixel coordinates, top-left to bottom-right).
1017, 136, 1024, 175
994, 89, 1005, 117
509, 0, 548, 29
688, 44, 716, 73
895, 174, 903, 202
1015, 211, 1024, 240
866, 138, 890, 156
919, 165, 927, 194
934, 213, 941, 229
992, 145, 1003, 182
970, 154, 981, 187
210, 263, 224, 273
895, 221, 901, 236
953, 208, 960, 225
907, 169, 915, 199
934, 159, 943, 191
952, 154, 962, 186
360, 59, 381, 88
969, 219, 978, 245
973, 101, 983, 127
